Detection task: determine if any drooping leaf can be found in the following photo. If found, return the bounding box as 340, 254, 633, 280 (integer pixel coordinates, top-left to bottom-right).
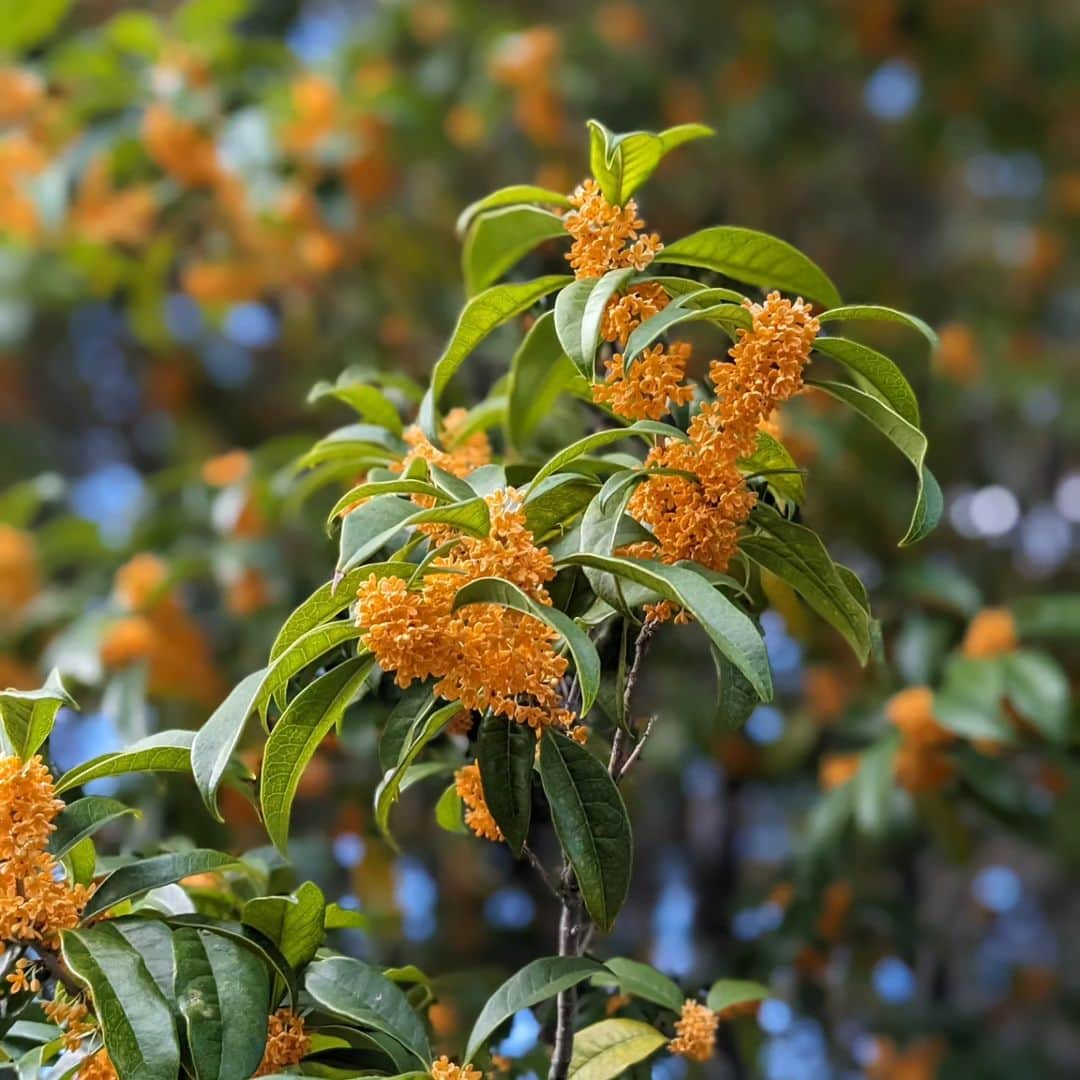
260, 657, 376, 851
579, 267, 639, 372
54, 730, 197, 794
623, 300, 750, 369
84, 850, 237, 920
242, 881, 326, 969
557, 554, 772, 701
567, 1018, 667, 1080
465, 956, 604, 1061
173, 927, 269, 1080
818, 305, 938, 350
706, 979, 770, 1013
556, 277, 603, 378
48, 797, 139, 858
191, 668, 266, 821
456, 185, 572, 236
813, 336, 920, 427
739, 429, 804, 506
463, 206, 568, 295
653, 226, 842, 308
999, 651, 1070, 743
598, 958, 683, 1011
808, 378, 941, 545
452, 577, 601, 716
0, 668, 76, 759
740, 505, 872, 663
538, 730, 632, 932
587, 119, 714, 204
374, 702, 461, 843
335, 496, 421, 574
305, 956, 431, 1067
712, 647, 759, 730
476, 714, 535, 857
327, 480, 448, 531
431, 276, 571, 404
62, 924, 180, 1080
294, 423, 403, 472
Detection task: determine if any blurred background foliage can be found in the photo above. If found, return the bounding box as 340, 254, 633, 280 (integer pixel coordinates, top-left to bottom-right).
0, 0, 1077, 1076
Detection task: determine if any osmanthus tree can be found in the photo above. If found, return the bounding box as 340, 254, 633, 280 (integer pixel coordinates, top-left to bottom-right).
0, 122, 940, 1079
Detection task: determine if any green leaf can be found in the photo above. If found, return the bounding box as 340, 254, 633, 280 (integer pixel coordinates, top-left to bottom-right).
587, 119, 713, 204
327, 481, 448, 531
111, 920, 176, 1004
62, 924, 180, 1080
456, 185, 572, 236
1000, 651, 1070, 743
65, 835, 97, 886
54, 730, 196, 794
741, 506, 872, 663
434, 783, 467, 834
260, 656, 376, 851
653, 226, 842, 308
251, 623, 367, 723
374, 701, 461, 843
173, 927, 269, 1080
739, 430, 803, 506
556, 278, 603, 378
539, 730, 632, 932
269, 564, 413, 662
305, 956, 431, 1067
522, 475, 600, 543
808, 378, 941, 545
173, 0, 250, 39
557, 554, 772, 701
307, 375, 404, 433
813, 336, 920, 426
84, 850, 237, 920
295, 424, 403, 472
406, 496, 491, 538
600, 958, 683, 1011
431, 276, 571, 405
712, 647, 759, 730
336, 496, 421, 574
507, 311, 585, 447
48, 797, 139, 858
0, 668, 76, 759
851, 738, 898, 836
242, 881, 326, 969
465, 956, 604, 1061
623, 300, 750, 369
0, 0, 71, 52
191, 669, 266, 822
325, 902, 368, 930
706, 979, 769, 1013
379, 686, 435, 770
818, 305, 938, 350
580, 267, 639, 368
166, 916, 296, 1008
567, 1018, 667, 1080
452, 577, 601, 716
463, 206, 567, 295
932, 657, 1014, 742
476, 714, 535, 856
1010, 595, 1080, 639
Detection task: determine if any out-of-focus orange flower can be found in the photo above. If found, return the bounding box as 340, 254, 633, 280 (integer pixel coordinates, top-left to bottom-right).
0, 133, 47, 239
182, 260, 268, 304
202, 449, 252, 487
0, 655, 36, 690
113, 553, 169, 612
225, 566, 271, 617
143, 103, 220, 188
934, 322, 980, 383
0, 525, 40, 618
69, 158, 156, 247
282, 74, 340, 154
804, 666, 850, 723
444, 104, 487, 149
489, 28, 561, 88
816, 880, 853, 941
342, 116, 395, 205
0, 68, 45, 124
885, 687, 952, 749
894, 742, 954, 794
100, 616, 157, 669
819, 752, 862, 790
961, 607, 1018, 658
427, 1000, 457, 1037
409, 0, 454, 42
593, 2, 650, 50
866, 1036, 945, 1080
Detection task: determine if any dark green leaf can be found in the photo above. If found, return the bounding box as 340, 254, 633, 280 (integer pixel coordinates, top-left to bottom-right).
54, 730, 196, 794
476, 714, 535, 856
539, 730, 632, 932
706, 979, 769, 1013
48, 797, 139, 858
242, 881, 326, 969
712, 647, 759, 730
599, 958, 682, 1011
84, 850, 237, 920
623, 300, 750, 369
813, 336, 920, 426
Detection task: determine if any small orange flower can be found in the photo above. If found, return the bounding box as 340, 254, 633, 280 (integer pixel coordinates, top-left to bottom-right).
818, 752, 861, 791
255, 1009, 310, 1076
76, 1049, 119, 1080
593, 343, 695, 421
668, 999, 718, 1062
143, 103, 219, 188
113, 553, 169, 612
6, 957, 40, 993
885, 687, 953, 750
201, 449, 252, 487
430, 1055, 483, 1080
454, 762, 502, 842
816, 880, 853, 941
68, 158, 156, 247
100, 616, 157, 669
0, 525, 39, 617
562, 178, 662, 279
893, 743, 954, 794
961, 607, 1018, 659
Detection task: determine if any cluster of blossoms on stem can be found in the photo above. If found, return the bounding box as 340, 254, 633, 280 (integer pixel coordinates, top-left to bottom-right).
562, 178, 820, 610
75, 1049, 117, 1080
453, 762, 503, 842
668, 999, 720, 1062
0, 754, 91, 951
356, 487, 574, 735
430, 1055, 483, 1079
254, 1008, 310, 1075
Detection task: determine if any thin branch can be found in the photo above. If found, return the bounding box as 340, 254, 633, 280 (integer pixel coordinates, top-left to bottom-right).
614, 713, 657, 782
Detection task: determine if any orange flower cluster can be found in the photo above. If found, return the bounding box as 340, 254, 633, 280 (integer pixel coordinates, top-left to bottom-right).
0, 525, 40, 621
962, 607, 1018, 658
886, 687, 955, 794
668, 999, 719, 1062
0, 755, 91, 950
563, 179, 663, 279
430, 1056, 483, 1080
255, 1008, 310, 1076
356, 489, 573, 732
454, 762, 503, 842
100, 554, 223, 705
627, 292, 819, 574
866, 1036, 945, 1080
593, 343, 696, 421
5, 956, 40, 993
818, 751, 862, 791
77, 1049, 118, 1080
398, 408, 493, 482
44, 994, 95, 1053
488, 28, 565, 147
